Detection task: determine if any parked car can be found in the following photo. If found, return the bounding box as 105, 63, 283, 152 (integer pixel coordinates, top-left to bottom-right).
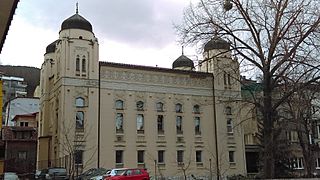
4, 172, 19, 180
35, 169, 48, 179
89, 169, 110, 180
45, 167, 69, 180
103, 168, 149, 180
76, 168, 109, 180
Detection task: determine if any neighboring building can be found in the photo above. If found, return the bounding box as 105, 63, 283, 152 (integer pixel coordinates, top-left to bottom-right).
1, 76, 27, 104
1, 75, 28, 125
37, 11, 246, 178
241, 77, 320, 177
4, 97, 39, 126
1, 112, 38, 177
0, 79, 3, 174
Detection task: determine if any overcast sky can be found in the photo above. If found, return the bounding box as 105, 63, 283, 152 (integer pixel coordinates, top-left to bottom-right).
0, 0, 201, 69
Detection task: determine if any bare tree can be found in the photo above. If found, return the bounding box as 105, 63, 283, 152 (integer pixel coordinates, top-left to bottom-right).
282, 84, 320, 177
59, 117, 97, 179
176, 0, 320, 178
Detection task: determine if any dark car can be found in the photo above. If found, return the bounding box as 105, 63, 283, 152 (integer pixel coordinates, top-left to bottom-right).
104, 168, 149, 180
45, 167, 69, 180
35, 169, 48, 180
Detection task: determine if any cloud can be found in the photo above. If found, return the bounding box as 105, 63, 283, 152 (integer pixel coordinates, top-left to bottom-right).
0, 16, 56, 67
17, 0, 189, 48
0, 0, 201, 69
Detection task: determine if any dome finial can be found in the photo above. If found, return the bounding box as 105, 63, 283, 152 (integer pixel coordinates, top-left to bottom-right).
182, 46, 184, 55
76, 2, 79, 14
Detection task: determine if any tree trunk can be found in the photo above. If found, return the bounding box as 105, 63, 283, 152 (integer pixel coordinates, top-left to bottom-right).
262, 74, 276, 178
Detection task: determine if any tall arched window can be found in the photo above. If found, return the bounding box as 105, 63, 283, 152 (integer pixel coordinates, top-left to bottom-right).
82, 55, 86, 72
76, 97, 85, 107
116, 113, 124, 133
226, 106, 232, 115
76, 55, 80, 72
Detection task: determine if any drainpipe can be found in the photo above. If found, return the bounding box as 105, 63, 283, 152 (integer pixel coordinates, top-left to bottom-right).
97, 63, 101, 168
212, 74, 220, 180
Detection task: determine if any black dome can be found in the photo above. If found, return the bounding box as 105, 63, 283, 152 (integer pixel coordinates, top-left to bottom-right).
45, 40, 58, 54
172, 55, 194, 69
61, 13, 92, 32
204, 37, 230, 51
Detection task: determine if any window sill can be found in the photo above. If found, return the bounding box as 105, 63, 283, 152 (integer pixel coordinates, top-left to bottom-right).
196, 162, 203, 167
115, 163, 124, 168
229, 162, 236, 167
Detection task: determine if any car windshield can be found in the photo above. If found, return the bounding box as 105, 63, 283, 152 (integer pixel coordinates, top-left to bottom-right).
49, 168, 67, 173
114, 170, 126, 175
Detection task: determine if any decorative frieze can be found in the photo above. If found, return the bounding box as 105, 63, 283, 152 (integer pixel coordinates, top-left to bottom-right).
101, 69, 212, 88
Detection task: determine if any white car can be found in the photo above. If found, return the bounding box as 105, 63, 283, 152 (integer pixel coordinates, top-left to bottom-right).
4, 172, 19, 180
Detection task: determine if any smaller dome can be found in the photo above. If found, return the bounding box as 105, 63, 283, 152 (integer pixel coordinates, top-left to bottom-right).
45, 40, 58, 54
204, 37, 230, 51
61, 13, 92, 32
172, 55, 194, 69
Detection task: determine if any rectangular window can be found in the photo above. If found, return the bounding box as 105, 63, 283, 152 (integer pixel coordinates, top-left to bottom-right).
157, 115, 164, 134
229, 151, 235, 163
18, 151, 27, 160
75, 150, 83, 165
116, 150, 123, 164
286, 131, 298, 143
316, 158, 320, 169
196, 151, 202, 163
158, 150, 164, 164
177, 150, 184, 163
137, 114, 144, 133
19, 122, 29, 127
176, 116, 183, 134
137, 150, 144, 164
195, 117, 201, 135
292, 157, 304, 169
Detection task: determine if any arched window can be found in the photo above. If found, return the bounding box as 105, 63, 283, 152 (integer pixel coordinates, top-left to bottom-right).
175, 103, 182, 113
136, 101, 144, 111
193, 105, 200, 114
76, 97, 85, 107
76, 55, 80, 71
76, 111, 84, 129
82, 55, 86, 72
226, 106, 232, 115
156, 102, 164, 112
115, 100, 124, 110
